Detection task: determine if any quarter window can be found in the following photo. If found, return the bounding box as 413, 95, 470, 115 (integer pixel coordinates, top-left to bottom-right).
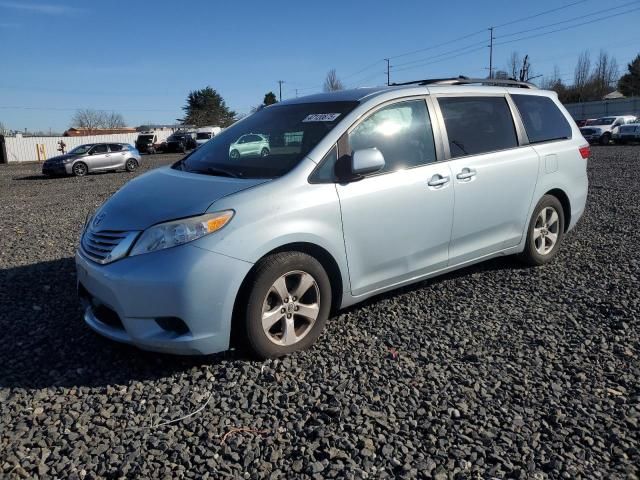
511, 94, 572, 144
348, 100, 437, 174
439, 96, 518, 158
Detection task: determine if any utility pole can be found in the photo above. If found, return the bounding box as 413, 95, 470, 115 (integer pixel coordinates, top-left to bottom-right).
277, 80, 285, 101
385, 58, 390, 86
488, 27, 494, 79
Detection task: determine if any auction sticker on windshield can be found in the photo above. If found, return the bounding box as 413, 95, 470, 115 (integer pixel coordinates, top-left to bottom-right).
302, 113, 341, 122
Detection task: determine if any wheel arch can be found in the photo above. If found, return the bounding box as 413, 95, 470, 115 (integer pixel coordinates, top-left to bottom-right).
545, 188, 571, 232
230, 241, 344, 345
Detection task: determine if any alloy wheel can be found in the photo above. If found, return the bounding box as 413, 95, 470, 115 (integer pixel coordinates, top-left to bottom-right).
533, 206, 560, 255
261, 270, 320, 346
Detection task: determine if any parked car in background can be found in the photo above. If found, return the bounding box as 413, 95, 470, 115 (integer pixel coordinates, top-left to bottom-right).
76, 78, 588, 358
579, 115, 638, 145
614, 122, 640, 144
135, 131, 172, 154
196, 126, 223, 147
42, 143, 141, 177
576, 119, 597, 128
165, 132, 198, 153
228, 133, 270, 158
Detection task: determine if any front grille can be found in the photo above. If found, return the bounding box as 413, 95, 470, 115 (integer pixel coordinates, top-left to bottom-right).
81, 230, 136, 264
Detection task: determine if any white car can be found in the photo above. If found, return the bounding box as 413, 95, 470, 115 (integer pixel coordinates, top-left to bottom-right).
580, 115, 637, 145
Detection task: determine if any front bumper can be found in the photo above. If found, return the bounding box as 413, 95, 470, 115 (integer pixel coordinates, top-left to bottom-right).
76, 244, 253, 355
42, 163, 68, 175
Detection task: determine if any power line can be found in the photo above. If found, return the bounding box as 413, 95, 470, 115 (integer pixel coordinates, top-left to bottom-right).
497, 0, 640, 40
387, 28, 487, 61
391, 40, 487, 69
493, 0, 590, 28
494, 6, 640, 46
392, 45, 488, 74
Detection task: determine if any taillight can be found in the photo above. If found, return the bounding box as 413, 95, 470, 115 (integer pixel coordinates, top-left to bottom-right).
579, 145, 590, 159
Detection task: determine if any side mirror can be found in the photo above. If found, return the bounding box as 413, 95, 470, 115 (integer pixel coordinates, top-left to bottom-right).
351, 148, 385, 176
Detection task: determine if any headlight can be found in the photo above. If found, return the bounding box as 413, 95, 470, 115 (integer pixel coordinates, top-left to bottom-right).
63, 158, 74, 163
129, 210, 234, 257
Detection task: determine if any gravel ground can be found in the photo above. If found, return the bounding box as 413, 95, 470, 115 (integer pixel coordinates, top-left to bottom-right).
0, 148, 639, 479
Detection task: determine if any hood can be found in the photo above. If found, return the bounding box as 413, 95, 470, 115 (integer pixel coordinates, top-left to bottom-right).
46, 153, 79, 163
93, 166, 269, 231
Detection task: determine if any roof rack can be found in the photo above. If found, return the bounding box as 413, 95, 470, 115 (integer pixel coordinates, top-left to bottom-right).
390, 75, 537, 89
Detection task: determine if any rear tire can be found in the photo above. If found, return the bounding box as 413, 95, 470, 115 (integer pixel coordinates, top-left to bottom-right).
519, 195, 565, 266
125, 158, 138, 172
240, 252, 332, 359
72, 162, 88, 177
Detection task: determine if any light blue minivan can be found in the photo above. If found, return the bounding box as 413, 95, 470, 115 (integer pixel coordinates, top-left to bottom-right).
76, 78, 589, 358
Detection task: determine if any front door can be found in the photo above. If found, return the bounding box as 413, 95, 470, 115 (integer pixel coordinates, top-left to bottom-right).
336, 98, 454, 296
86, 144, 110, 170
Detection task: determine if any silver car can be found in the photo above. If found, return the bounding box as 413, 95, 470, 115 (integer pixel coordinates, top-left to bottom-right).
42, 143, 141, 177
76, 78, 588, 358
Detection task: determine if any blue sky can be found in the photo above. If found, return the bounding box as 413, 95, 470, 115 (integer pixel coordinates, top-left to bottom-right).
1, 0, 639, 132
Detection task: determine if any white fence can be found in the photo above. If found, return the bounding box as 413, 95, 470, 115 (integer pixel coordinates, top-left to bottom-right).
564, 98, 640, 120
2, 133, 139, 163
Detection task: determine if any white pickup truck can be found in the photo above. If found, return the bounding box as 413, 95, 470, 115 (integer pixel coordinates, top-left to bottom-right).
579, 115, 637, 145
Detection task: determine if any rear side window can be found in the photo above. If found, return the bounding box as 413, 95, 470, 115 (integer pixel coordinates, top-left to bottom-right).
439, 96, 518, 158
512, 94, 572, 144
348, 99, 437, 173
108, 144, 123, 152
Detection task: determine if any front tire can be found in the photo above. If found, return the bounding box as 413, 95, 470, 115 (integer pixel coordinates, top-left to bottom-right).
519, 195, 565, 266
241, 252, 332, 359
230, 149, 240, 159
72, 162, 88, 177
261, 147, 270, 157
600, 132, 611, 145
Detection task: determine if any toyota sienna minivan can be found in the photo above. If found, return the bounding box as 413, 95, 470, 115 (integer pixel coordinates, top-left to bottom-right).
76, 77, 589, 358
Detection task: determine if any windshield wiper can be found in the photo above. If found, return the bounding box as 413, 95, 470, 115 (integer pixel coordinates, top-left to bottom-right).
192, 167, 240, 178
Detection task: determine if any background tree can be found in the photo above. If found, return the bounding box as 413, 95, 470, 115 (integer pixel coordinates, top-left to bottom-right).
617, 54, 640, 97
323, 69, 344, 92
505, 52, 536, 81
574, 51, 591, 101
70, 109, 127, 130
70, 109, 106, 131
103, 112, 126, 129
0, 121, 7, 135
591, 50, 618, 99
263, 92, 278, 106
179, 87, 236, 127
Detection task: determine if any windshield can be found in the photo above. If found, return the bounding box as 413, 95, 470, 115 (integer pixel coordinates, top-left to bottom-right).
68, 144, 92, 155
170, 134, 187, 141
176, 101, 358, 179
594, 117, 615, 125
196, 132, 212, 139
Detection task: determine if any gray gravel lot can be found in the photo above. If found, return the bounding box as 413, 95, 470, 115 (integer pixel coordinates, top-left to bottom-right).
1, 148, 639, 479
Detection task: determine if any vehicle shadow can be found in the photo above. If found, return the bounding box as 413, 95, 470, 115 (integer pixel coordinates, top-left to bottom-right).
0, 254, 528, 389
0, 257, 234, 390
340, 254, 531, 314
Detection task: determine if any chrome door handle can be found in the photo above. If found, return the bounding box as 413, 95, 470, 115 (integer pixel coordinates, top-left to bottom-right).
456, 168, 476, 180
428, 174, 450, 187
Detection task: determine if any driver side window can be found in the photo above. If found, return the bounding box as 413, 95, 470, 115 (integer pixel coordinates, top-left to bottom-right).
347, 99, 437, 174
90, 144, 108, 155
